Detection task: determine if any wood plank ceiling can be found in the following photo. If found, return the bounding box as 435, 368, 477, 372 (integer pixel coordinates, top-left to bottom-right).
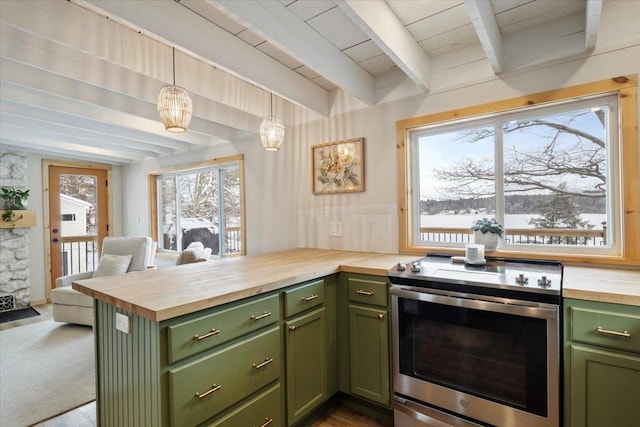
0, 0, 601, 164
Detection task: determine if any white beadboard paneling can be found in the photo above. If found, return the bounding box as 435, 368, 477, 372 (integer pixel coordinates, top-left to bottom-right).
298, 204, 398, 253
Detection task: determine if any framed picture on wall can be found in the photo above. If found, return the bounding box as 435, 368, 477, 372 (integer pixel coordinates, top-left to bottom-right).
312, 137, 365, 194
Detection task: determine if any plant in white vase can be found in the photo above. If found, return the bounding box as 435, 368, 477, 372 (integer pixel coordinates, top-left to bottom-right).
471, 217, 504, 251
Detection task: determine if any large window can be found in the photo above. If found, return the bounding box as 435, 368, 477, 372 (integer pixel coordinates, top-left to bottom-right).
151, 156, 245, 257
398, 77, 639, 264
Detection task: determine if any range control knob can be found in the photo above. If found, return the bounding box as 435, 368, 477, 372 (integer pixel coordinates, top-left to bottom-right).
397, 262, 406, 272
515, 273, 528, 285
410, 262, 421, 273
538, 275, 552, 288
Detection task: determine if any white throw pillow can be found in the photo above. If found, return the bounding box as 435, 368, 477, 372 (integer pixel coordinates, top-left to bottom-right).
92, 254, 133, 278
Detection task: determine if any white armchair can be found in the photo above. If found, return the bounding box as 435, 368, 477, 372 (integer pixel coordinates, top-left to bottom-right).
51, 236, 155, 326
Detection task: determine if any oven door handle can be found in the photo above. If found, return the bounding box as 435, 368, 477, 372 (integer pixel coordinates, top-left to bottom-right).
390, 286, 557, 319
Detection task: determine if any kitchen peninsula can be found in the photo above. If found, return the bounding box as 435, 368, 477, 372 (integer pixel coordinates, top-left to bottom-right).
73, 249, 639, 427
73, 248, 412, 427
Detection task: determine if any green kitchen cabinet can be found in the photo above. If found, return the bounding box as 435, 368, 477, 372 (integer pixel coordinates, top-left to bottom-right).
285, 307, 327, 426
339, 274, 391, 407
94, 291, 284, 427
349, 304, 389, 405
564, 298, 640, 427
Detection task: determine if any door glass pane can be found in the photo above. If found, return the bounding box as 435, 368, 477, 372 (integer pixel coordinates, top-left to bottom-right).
58, 174, 99, 275
160, 176, 177, 250
222, 166, 241, 256
178, 171, 219, 253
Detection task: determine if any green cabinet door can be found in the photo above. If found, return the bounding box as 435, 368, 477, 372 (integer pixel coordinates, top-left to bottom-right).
567, 344, 640, 427
285, 307, 327, 426
348, 304, 389, 406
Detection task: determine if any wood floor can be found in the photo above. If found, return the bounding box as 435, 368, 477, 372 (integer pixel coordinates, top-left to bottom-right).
4, 304, 391, 427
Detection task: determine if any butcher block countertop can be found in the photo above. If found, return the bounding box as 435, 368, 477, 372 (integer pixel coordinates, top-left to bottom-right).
73, 248, 415, 322
563, 265, 640, 306
73, 248, 640, 321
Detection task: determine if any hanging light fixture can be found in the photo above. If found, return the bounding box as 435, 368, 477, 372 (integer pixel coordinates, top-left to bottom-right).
260, 92, 284, 151
157, 47, 192, 133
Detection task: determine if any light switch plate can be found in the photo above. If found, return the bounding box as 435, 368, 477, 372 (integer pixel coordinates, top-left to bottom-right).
115, 312, 130, 334
329, 221, 342, 237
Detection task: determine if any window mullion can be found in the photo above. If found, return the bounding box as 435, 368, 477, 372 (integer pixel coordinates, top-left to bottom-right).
495, 121, 505, 230
218, 168, 226, 257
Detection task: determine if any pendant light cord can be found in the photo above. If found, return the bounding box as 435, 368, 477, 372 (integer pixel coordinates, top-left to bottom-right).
172, 47, 176, 86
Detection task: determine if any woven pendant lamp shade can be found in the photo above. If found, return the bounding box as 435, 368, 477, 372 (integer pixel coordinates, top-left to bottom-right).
157, 47, 193, 133
157, 85, 192, 133
260, 116, 285, 151
260, 93, 284, 151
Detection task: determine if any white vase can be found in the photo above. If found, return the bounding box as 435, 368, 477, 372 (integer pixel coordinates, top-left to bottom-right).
473, 230, 500, 251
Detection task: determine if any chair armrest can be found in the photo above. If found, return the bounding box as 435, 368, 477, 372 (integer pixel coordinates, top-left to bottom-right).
195, 247, 212, 262
55, 271, 95, 288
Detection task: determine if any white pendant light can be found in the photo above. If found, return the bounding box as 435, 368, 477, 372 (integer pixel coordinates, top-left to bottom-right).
260, 93, 284, 151
157, 47, 193, 133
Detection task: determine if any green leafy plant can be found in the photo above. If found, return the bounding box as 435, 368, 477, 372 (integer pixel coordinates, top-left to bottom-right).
1, 188, 30, 225
471, 217, 504, 238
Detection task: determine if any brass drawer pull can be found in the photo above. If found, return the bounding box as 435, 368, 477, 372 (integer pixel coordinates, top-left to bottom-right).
356, 289, 374, 296
251, 311, 272, 321
378, 313, 385, 320
259, 418, 273, 427
596, 326, 631, 338
194, 328, 221, 341
252, 357, 274, 370
195, 384, 221, 399
302, 294, 319, 302
289, 325, 296, 332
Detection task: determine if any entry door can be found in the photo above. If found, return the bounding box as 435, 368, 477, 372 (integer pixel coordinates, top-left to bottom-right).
49, 166, 108, 287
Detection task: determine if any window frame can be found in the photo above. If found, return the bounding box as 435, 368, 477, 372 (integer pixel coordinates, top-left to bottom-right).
148, 154, 246, 257
396, 76, 639, 265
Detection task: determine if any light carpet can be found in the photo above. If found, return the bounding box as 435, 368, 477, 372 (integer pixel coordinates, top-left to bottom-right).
0, 320, 95, 427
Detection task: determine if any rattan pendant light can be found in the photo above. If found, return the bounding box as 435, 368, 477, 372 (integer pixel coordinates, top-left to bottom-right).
260, 93, 284, 151
157, 47, 193, 133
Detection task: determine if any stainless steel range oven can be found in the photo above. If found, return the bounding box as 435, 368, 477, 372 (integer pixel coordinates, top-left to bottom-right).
389, 255, 563, 427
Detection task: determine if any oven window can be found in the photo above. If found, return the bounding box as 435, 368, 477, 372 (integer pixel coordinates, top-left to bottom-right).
397, 298, 548, 416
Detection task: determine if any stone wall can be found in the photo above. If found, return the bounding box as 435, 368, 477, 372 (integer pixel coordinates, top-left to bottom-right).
0, 150, 30, 311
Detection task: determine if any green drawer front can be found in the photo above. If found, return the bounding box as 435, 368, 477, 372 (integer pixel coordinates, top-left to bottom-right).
207, 383, 282, 427
284, 279, 325, 318
569, 305, 640, 354
169, 326, 281, 426
348, 277, 388, 307
167, 294, 280, 363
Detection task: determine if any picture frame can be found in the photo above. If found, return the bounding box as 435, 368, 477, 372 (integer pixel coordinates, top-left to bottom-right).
312, 137, 365, 194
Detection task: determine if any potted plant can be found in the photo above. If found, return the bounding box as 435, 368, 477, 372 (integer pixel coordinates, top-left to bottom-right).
1, 188, 30, 225
471, 217, 504, 251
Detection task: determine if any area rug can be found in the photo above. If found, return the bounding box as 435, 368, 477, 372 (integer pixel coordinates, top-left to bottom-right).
0, 307, 40, 324
0, 320, 95, 427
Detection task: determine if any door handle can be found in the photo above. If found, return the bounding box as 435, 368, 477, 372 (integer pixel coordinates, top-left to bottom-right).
52, 238, 59, 243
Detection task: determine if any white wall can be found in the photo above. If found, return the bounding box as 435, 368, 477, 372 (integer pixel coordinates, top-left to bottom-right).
120, 38, 639, 257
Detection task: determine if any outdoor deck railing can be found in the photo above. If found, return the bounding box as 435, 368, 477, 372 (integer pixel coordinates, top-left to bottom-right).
60, 235, 99, 276
224, 226, 242, 255
420, 226, 607, 246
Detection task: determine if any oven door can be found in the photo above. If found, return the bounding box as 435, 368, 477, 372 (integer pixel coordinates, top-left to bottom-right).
391, 285, 560, 427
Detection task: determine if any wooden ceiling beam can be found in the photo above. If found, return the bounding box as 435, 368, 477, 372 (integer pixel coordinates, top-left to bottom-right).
338, 0, 431, 93
465, 0, 504, 74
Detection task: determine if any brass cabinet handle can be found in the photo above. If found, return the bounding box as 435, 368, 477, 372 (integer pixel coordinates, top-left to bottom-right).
289, 325, 296, 331
302, 294, 319, 302
258, 418, 273, 427
378, 313, 385, 320
596, 326, 631, 338
252, 357, 274, 370
195, 384, 221, 399
356, 289, 374, 296
193, 328, 221, 341
251, 311, 272, 321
